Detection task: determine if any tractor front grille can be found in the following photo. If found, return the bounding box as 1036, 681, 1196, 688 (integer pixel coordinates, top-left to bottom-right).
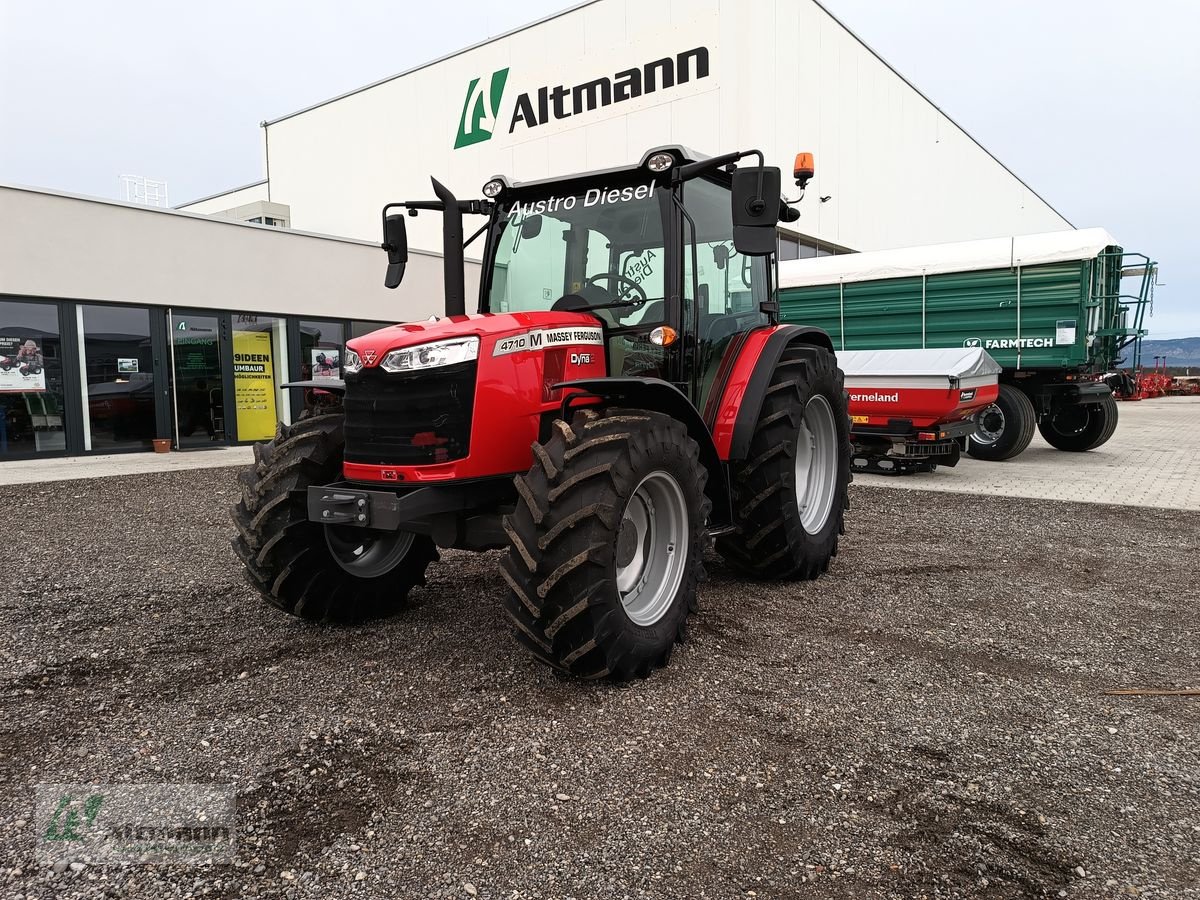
342, 362, 476, 466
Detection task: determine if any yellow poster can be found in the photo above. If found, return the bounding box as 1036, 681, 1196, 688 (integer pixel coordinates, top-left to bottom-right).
233, 330, 277, 441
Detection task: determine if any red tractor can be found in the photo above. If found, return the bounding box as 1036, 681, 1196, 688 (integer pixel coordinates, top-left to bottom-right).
232, 147, 851, 680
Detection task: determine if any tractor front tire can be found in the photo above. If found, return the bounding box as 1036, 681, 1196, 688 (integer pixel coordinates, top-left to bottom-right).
231, 411, 437, 622
500, 409, 709, 680
1037, 395, 1119, 451
716, 344, 851, 580
967, 383, 1036, 461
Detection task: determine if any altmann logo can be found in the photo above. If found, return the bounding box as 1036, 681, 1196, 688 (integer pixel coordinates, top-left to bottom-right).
453, 47, 710, 149
454, 68, 510, 149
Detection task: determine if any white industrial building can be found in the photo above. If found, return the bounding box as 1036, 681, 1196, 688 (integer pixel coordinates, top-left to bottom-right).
1, 0, 1072, 462
181, 0, 1070, 260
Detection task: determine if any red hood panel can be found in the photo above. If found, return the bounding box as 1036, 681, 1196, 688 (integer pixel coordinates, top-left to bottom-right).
347, 311, 603, 361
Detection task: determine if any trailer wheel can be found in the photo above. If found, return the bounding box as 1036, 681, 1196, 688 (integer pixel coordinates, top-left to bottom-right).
230, 411, 437, 622
716, 344, 851, 581
499, 409, 709, 680
1037, 395, 1119, 451
966, 384, 1036, 461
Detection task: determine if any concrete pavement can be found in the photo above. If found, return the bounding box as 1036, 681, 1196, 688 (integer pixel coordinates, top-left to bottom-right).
857, 396, 1200, 511
0, 445, 253, 486
2, 398, 1198, 511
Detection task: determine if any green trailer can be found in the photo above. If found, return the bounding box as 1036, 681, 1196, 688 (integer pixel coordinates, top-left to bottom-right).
778, 229, 1156, 460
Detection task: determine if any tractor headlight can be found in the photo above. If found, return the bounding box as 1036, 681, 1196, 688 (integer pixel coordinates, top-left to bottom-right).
380, 337, 479, 373
646, 152, 675, 173
343, 348, 363, 374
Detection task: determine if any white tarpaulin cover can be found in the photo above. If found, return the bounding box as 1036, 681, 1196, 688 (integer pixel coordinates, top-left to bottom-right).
780, 228, 1119, 289
838, 347, 1002, 379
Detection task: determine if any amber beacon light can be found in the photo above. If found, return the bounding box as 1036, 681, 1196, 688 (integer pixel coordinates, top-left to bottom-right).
793, 152, 815, 189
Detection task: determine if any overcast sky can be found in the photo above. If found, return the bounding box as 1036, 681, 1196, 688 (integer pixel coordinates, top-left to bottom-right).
2, 0, 1195, 337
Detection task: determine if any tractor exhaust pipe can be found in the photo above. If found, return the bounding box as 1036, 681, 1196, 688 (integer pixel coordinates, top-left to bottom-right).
431, 177, 466, 317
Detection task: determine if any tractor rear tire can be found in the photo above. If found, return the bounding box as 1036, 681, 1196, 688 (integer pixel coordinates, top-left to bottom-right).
231, 411, 437, 622
1038, 395, 1119, 451
716, 344, 852, 580
499, 409, 709, 680
966, 383, 1036, 461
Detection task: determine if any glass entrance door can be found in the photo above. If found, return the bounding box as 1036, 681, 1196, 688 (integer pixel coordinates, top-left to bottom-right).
168, 311, 225, 448
81, 304, 156, 451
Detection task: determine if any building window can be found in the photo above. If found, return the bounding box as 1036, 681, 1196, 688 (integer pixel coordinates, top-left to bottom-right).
299, 319, 345, 415
350, 320, 393, 338
778, 232, 850, 259
0, 299, 67, 458
81, 304, 155, 451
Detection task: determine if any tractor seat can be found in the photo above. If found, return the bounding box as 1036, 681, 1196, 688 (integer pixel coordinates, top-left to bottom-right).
700, 313, 742, 347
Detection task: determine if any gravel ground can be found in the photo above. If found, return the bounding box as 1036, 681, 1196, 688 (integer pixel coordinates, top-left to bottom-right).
1, 468, 1197, 899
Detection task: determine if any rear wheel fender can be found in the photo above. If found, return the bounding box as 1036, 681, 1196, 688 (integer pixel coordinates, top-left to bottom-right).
723, 326, 837, 461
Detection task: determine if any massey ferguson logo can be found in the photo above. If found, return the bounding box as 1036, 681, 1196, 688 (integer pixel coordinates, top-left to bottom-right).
363, 349, 378, 364
454, 68, 510, 149
453, 47, 710, 149
493, 327, 604, 357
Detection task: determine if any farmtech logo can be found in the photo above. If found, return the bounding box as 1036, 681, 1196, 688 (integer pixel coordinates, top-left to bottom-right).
455, 68, 510, 149
964, 336, 1055, 350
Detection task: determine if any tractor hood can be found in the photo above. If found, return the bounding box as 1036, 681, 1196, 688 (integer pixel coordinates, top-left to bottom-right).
347, 311, 605, 366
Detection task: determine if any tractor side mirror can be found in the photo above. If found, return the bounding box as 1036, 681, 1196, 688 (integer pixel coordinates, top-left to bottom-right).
731, 166, 782, 256
520, 215, 543, 240
383, 214, 409, 289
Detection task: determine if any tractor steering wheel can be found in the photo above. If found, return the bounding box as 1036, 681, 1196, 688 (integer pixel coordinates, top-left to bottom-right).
585, 272, 648, 308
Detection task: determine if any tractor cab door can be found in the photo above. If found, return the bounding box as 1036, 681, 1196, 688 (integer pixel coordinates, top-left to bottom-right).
679, 177, 772, 419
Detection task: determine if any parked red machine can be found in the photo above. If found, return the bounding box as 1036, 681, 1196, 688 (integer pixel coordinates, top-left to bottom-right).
838, 347, 1001, 474
231, 146, 854, 681
1121, 357, 1174, 400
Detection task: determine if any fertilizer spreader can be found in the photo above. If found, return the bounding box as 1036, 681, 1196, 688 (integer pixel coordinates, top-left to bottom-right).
839, 347, 1001, 474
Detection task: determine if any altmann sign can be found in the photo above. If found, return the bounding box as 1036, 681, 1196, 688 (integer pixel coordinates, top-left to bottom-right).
455, 68, 510, 149
454, 47, 710, 149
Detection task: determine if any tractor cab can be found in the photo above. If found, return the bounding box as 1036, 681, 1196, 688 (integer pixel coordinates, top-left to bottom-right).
383, 147, 792, 415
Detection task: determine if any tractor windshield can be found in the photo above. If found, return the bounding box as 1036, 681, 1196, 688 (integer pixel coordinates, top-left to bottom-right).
487, 177, 668, 330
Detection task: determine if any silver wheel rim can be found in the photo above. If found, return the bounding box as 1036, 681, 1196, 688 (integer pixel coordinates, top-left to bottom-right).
614, 470, 689, 627
794, 394, 839, 535
973, 404, 1006, 445
325, 527, 415, 579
